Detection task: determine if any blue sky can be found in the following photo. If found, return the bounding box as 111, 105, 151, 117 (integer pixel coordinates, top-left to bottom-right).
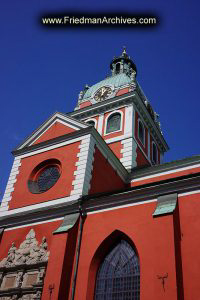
1, 0, 200, 197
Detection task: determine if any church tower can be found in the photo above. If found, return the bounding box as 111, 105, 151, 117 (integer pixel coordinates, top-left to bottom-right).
70, 48, 169, 170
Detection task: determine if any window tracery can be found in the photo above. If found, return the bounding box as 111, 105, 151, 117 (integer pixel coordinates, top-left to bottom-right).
94, 240, 140, 300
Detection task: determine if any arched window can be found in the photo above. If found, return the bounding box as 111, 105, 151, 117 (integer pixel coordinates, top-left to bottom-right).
138, 120, 145, 145
85, 119, 97, 128
152, 142, 157, 164
106, 113, 121, 134
87, 120, 95, 127
94, 240, 140, 300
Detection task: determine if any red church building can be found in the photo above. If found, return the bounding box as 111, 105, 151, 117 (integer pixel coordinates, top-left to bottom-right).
0, 48, 199, 300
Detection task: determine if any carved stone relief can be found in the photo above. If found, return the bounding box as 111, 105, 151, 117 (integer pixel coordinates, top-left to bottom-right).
0, 229, 50, 300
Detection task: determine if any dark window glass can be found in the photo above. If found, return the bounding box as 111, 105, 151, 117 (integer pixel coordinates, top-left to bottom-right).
106, 113, 121, 134
138, 121, 145, 145
95, 240, 140, 300
87, 120, 95, 127
152, 143, 157, 164
37, 166, 60, 192
116, 63, 121, 74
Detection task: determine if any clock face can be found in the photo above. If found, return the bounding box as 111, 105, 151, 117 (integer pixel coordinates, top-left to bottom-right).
94, 86, 112, 102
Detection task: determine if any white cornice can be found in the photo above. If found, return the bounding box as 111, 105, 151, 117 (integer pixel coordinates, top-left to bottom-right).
69, 92, 169, 152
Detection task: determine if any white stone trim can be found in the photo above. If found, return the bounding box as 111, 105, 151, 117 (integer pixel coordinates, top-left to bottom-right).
124, 105, 133, 136
131, 163, 200, 183
120, 138, 137, 171
4, 217, 64, 231
179, 189, 200, 197
18, 112, 88, 150
73, 94, 132, 116
104, 110, 123, 136
16, 136, 86, 159
88, 199, 157, 215
0, 158, 21, 212
70, 135, 96, 197
105, 133, 132, 144
85, 118, 97, 129
29, 119, 80, 146
97, 114, 104, 135
0, 194, 80, 218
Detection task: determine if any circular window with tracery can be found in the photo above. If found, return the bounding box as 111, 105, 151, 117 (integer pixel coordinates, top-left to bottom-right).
28, 159, 61, 194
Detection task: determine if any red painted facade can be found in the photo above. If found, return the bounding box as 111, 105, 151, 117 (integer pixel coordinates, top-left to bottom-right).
79, 101, 92, 109
115, 87, 129, 96
33, 122, 76, 145
89, 147, 126, 195
9, 142, 80, 209
108, 141, 123, 160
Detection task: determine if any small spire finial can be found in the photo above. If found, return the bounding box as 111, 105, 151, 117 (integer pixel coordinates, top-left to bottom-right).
122, 46, 127, 56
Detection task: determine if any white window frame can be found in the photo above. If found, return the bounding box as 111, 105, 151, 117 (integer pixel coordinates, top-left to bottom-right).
152, 141, 157, 164
104, 110, 123, 136
138, 119, 145, 146
85, 118, 97, 129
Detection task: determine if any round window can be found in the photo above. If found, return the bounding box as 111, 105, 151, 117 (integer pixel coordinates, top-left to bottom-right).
28, 159, 61, 194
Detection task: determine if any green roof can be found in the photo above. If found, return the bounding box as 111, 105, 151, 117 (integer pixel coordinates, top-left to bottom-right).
83, 73, 131, 99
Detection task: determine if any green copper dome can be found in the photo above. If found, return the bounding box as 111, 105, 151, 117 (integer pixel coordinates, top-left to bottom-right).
83, 73, 131, 99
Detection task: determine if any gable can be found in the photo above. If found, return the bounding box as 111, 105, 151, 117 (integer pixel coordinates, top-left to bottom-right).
15, 112, 88, 150
32, 121, 76, 145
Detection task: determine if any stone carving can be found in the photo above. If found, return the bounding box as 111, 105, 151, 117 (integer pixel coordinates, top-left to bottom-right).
0, 297, 17, 300
0, 230, 49, 300
0, 230, 49, 268
16, 292, 42, 300
15, 272, 23, 288
38, 269, 45, 285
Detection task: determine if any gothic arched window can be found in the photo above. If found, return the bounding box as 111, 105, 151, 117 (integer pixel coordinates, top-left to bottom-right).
138, 120, 145, 145
94, 240, 140, 300
106, 113, 121, 134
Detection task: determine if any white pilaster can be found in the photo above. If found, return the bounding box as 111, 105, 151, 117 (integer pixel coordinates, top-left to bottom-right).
0, 158, 21, 212
124, 105, 133, 136
97, 114, 104, 136
120, 138, 137, 171
71, 135, 96, 196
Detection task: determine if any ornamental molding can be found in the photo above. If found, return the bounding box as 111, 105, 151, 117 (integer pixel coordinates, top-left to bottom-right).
0, 229, 49, 300
71, 91, 169, 152
0, 173, 200, 230
0, 230, 49, 268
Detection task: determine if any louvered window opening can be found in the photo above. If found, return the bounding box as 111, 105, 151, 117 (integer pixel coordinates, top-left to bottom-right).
95, 240, 140, 300
106, 114, 121, 134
